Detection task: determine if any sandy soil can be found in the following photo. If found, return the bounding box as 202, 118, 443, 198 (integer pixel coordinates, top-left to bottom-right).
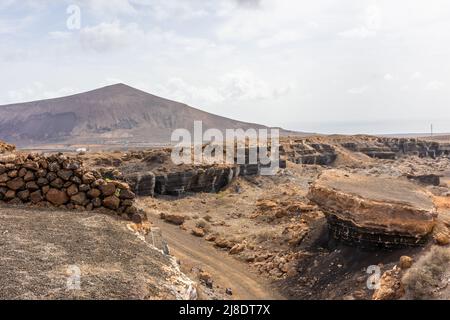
0, 206, 192, 300
144, 210, 285, 300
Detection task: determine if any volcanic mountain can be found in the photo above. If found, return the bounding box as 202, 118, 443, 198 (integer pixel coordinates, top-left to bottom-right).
0, 83, 294, 147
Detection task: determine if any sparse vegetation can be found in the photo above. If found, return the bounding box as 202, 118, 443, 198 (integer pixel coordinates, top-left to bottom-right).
196, 218, 210, 231
253, 229, 279, 243
402, 246, 450, 299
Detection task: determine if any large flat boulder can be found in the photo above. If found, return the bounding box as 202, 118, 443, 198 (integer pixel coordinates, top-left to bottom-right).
308, 170, 437, 249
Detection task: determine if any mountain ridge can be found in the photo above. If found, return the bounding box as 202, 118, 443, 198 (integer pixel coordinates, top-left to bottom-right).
0, 83, 299, 147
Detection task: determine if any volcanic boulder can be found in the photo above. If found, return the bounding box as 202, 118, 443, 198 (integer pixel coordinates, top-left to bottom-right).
46, 188, 69, 206
308, 170, 437, 249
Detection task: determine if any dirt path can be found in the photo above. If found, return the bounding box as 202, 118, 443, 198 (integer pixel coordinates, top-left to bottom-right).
146, 213, 285, 300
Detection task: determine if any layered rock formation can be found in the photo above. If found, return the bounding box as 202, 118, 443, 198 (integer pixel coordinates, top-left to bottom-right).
123, 166, 239, 196
124, 172, 156, 197
341, 137, 450, 159
100, 147, 283, 196
154, 166, 238, 196
281, 139, 337, 165
308, 170, 437, 249
0, 152, 138, 218
406, 174, 441, 186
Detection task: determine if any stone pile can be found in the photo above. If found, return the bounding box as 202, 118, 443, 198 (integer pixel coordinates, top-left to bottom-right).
0, 152, 139, 218
0, 141, 15, 153
308, 170, 437, 249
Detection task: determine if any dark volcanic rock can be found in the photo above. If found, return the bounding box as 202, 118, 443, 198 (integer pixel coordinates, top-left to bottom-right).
282, 139, 337, 165
407, 174, 441, 186
341, 137, 450, 159
6, 177, 25, 191
46, 188, 69, 206
154, 167, 238, 196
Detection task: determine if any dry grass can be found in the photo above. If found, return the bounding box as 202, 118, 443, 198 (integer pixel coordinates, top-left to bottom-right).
196, 218, 211, 231
402, 246, 450, 299
252, 229, 279, 243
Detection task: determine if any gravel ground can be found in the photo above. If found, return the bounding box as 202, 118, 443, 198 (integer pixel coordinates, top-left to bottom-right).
0, 206, 193, 300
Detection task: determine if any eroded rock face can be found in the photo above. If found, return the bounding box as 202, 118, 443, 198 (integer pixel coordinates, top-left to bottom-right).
154, 167, 239, 196
125, 172, 155, 196
308, 170, 437, 249
281, 139, 337, 165
341, 137, 450, 159
407, 174, 440, 186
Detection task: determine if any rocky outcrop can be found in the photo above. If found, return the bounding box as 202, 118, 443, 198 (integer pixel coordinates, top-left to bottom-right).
341, 140, 396, 159
281, 139, 337, 165
0, 152, 138, 218
116, 145, 283, 196
154, 166, 239, 196
407, 174, 441, 186
372, 266, 405, 300
125, 172, 156, 196
341, 137, 450, 159
124, 165, 240, 196
308, 170, 437, 249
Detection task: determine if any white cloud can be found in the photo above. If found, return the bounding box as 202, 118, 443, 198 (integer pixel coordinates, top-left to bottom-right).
215, 0, 325, 47
338, 27, 377, 39
6, 82, 78, 104
0, 15, 34, 34
143, 0, 209, 21
153, 69, 291, 107
411, 72, 422, 80
82, 0, 138, 17
3, 1, 450, 133
347, 85, 369, 95
79, 21, 142, 52
48, 31, 72, 40
338, 5, 381, 39
338, 27, 376, 39
155, 77, 225, 105
425, 80, 445, 91
220, 69, 290, 100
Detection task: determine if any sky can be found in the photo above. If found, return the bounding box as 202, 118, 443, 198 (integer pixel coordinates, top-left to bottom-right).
1, 0, 450, 134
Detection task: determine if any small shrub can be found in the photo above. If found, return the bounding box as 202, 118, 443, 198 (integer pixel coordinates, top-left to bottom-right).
203, 214, 212, 222
253, 229, 278, 243
402, 246, 450, 299
196, 218, 210, 231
